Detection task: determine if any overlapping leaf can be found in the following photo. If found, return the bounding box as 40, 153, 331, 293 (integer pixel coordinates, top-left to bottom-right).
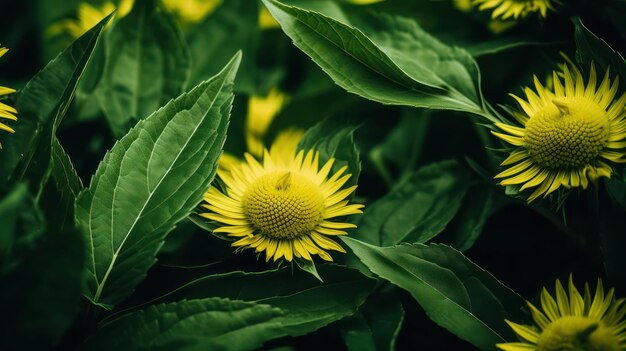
262, 0, 486, 116
96, 0, 190, 137
344, 239, 525, 350
75, 53, 241, 308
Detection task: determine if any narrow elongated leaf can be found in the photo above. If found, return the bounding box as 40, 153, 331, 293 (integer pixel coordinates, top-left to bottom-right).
344, 239, 525, 351
0, 15, 110, 186
96, 0, 190, 137
76, 52, 241, 308
82, 298, 287, 351
46, 138, 84, 231
262, 0, 486, 116
574, 17, 626, 80
357, 160, 470, 246
298, 115, 361, 188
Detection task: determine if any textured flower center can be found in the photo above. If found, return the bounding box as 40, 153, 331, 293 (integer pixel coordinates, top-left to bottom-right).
537, 316, 620, 351
524, 98, 610, 169
242, 171, 325, 239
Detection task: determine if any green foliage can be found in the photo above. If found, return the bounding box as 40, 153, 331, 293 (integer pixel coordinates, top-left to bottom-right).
96, 0, 190, 137
344, 239, 525, 350
357, 160, 470, 246
262, 0, 486, 117
75, 53, 240, 308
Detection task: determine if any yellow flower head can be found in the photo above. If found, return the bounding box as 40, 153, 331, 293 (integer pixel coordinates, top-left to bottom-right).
492, 58, 626, 202
201, 144, 364, 263
472, 0, 555, 19
0, 48, 17, 148
47, 1, 131, 39
161, 0, 221, 25
246, 89, 288, 158
498, 277, 626, 351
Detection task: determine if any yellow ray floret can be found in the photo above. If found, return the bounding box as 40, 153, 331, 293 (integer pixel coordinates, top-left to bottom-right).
492, 58, 626, 202
497, 276, 626, 351
201, 145, 364, 263
0, 47, 17, 149
472, 0, 555, 20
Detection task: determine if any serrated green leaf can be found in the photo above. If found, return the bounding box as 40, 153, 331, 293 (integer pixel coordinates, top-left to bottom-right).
132, 264, 375, 337
76, 52, 241, 308
573, 17, 626, 80
356, 160, 470, 246
343, 239, 525, 350
82, 298, 288, 351
262, 0, 486, 116
96, 0, 190, 137
0, 14, 110, 190
297, 115, 361, 188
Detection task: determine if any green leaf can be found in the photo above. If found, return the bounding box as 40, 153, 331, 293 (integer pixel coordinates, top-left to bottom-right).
0, 208, 84, 350
96, 0, 190, 137
0, 15, 110, 189
297, 115, 361, 188
262, 0, 485, 116
573, 17, 626, 80
340, 290, 404, 351
343, 239, 525, 351
135, 264, 375, 337
75, 52, 241, 308
0, 184, 44, 275
356, 160, 470, 246
186, 0, 270, 93
82, 298, 288, 351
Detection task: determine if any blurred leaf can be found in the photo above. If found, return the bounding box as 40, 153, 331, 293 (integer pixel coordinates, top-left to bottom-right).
262, 0, 486, 117
0, 207, 84, 350
573, 17, 626, 80
343, 239, 525, 350
606, 174, 626, 211
600, 192, 626, 293
340, 290, 404, 351
356, 160, 470, 246
187, 0, 273, 93
298, 115, 361, 188
75, 53, 241, 308
138, 264, 375, 336
82, 298, 287, 351
0, 184, 44, 275
0, 15, 110, 190
444, 185, 501, 252
465, 38, 549, 58
96, 0, 190, 137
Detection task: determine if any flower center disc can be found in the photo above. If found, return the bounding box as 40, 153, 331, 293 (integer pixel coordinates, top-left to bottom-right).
524, 98, 609, 169
242, 171, 325, 239
536, 316, 620, 351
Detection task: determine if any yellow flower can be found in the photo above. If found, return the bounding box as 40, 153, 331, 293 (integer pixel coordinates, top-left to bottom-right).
492, 58, 626, 202
246, 89, 288, 158
472, 0, 555, 19
47, 0, 132, 39
161, 0, 221, 25
497, 277, 626, 351
0, 48, 17, 149
200, 143, 364, 263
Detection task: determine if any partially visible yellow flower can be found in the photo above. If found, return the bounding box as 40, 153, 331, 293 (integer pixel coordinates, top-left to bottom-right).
246, 89, 288, 158
0, 48, 17, 149
497, 276, 626, 351
260, 0, 384, 29
472, 0, 555, 20
492, 58, 626, 202
161, 0, 222, 25
201, 143, 364, 262
47, 0, 132, 39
